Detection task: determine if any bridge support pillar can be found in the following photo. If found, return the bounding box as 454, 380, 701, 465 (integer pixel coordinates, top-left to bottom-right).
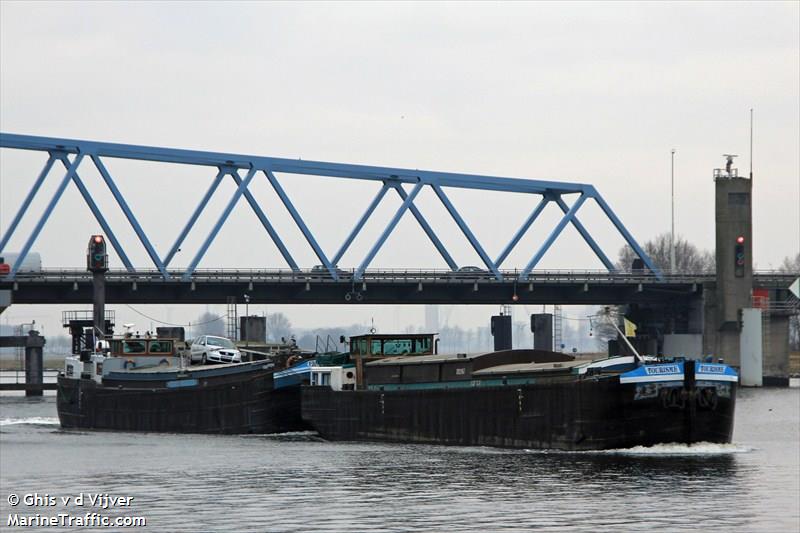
24, 330, 45, 397
93, 271, 106, 338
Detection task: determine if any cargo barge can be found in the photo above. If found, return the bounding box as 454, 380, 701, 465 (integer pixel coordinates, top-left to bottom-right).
57, 334, 278, 434
301, 333, 738, 451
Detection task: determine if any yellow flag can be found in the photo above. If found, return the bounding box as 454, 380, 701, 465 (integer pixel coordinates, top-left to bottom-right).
624, 318, 637, 337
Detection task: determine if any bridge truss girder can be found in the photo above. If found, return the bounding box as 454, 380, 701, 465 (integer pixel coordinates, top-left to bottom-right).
3, 276, 698, 306
0, 133, 659, 281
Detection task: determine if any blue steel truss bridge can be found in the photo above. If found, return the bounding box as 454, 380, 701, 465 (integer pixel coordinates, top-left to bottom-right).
1, 133, 661, 287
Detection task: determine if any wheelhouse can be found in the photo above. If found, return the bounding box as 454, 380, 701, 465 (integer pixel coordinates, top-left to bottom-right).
110, 338, 175, 356
349, 333, 436, 358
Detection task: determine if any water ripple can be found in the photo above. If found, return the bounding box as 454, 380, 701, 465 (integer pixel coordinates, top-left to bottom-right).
1, 390, 798, 532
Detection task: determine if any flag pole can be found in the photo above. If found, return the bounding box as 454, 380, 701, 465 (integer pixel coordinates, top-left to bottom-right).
595, 310, 644, 364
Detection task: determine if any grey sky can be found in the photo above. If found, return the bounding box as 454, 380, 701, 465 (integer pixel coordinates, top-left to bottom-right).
1, 1, 798, 336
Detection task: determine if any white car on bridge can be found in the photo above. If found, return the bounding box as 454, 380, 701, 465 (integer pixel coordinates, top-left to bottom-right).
189, 335, 241, 365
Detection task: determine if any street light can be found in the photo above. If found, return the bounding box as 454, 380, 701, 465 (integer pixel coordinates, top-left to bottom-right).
243, 294, 250, 348
670, 149, 676, 273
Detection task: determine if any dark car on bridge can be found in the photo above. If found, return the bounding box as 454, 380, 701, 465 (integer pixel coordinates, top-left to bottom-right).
310, 265, 351, 279
442, 265, 488, 280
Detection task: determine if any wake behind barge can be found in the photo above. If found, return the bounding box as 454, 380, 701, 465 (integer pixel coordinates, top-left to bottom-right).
301, 333, 737, 451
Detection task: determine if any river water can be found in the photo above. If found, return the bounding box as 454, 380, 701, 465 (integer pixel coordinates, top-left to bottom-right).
1, 387, 798, 532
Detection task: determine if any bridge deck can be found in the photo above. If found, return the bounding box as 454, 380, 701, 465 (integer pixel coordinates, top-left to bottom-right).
1, 270, 794, 305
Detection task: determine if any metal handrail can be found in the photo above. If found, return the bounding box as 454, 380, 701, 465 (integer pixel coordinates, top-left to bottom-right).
7, 267, 795, 284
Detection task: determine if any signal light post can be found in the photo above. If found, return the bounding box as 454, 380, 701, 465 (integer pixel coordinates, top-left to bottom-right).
87, 235, 108, 343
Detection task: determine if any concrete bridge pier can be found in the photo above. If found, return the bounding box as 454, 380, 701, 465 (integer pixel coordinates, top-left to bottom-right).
24, 330, 45, 397
0, 329, 47, 395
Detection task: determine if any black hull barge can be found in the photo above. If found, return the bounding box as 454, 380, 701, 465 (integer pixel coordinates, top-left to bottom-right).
57, 331, 279, 434
302, 345, 737, 451
58, 362, 276, 434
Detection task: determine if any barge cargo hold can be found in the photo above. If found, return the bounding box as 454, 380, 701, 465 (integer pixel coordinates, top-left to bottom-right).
301, 334, 737, 451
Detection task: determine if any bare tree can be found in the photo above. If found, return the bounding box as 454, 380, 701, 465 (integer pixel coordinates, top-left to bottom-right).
779, 252, 800, 350
194, 312, 225, 337
266, 312, 293, 342
591, 318, 619, 351
617, 233, 714, 273
779, 252, 800, 274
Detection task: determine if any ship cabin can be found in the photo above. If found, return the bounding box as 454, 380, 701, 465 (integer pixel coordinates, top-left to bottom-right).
342, 333, 437, 389
63, 333, 185, 384
308, 333, 437, 391
109, 337, 176, 357
102, 335, 184, 374
349, 333, 437, 358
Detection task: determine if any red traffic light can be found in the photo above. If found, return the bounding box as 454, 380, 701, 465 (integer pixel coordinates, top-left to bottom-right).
93, 235, 103, 244
736, 236, 745, 244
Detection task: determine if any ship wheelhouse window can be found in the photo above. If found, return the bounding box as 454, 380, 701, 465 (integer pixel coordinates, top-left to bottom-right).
123, 340, 147, 354
352, 339, 367, 355
311, 371, 331, 386
350, 335, 435, 357
413, 337, 432, 354
148, 340, 173, 354
383, 339, 412, 355
371, 340, 382, 355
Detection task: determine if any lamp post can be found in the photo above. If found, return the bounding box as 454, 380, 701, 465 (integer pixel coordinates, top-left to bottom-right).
670, 149, 676, 274
243, 294, 250, 349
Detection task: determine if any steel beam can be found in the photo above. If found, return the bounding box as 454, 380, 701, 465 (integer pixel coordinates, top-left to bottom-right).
229, 170, 299, 272
333, 183, 389, 265
0, 154, 56, 252
164, 168, 226, 267
520, 193, 588, 280
392, 184, 458, 271
431, 184, 501, 280
590, 189, 662, 278
91, 155, 169, 278
356, 182, 424, 279
553, 194, 615, 271
0, 133, 590, 194
7, 153, 84, 278
265, 170, 335, 278
182, 166, 258, 280
0, 132, 659, 279
58, 155, 134, 272
495, 196, 549, 268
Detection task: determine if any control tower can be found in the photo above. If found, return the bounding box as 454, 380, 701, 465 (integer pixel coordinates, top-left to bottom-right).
705, 156, 753, 366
